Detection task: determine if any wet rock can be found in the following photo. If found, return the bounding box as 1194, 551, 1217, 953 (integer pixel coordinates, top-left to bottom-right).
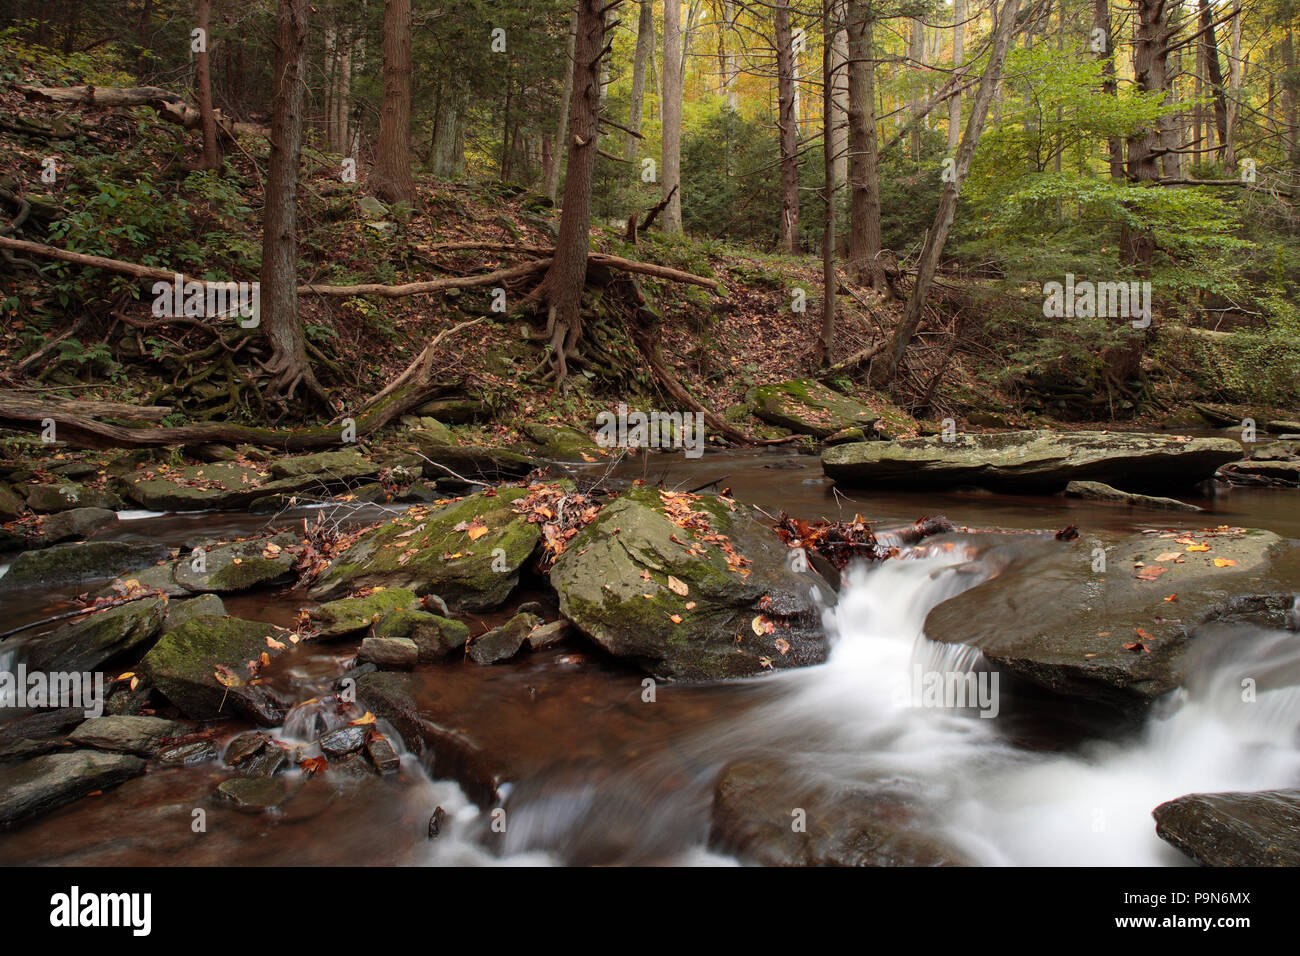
330, 752, 378, 778
521, 422, 602, 460
101, 561, 190, 599
357, 636, 418, 670
356, 672, 424, 757
526, 619, 571, 650
371, 607, 466, 655
67, 715, 182, 756
0, 708, 84, 763
746, 379, 879, 439
224, 730, 270, 766
0, 750, 145, 829
1064, 480, 1202, 512
122, 462, 327, 511
824, 427, 866, 445
140, 614, 289, 721
215, 776, 292, 812
239, 746, 287, 778
104, 674, 153, 716
710, 759, 968, 866
399, 417, 458, 444
24, 596, 167, 673
36, 507, 118, 544
318, 724, 367, 757
268, 448, 378, 481
427, 805, 447, 837
0, 483, 26, 520
1154, 790, 1300, 866
550, 486, 833, 679
467, 613, 539, 665
308, 588, 419, 639
365, 731, 401, 775
824, 430, 1244, 492
1, 540, 170, 590
925, 528, 1291, 711
309, 488, 541, 611
1221, 459, 1300, 485
172, 533, 297, 594
163, 593, 227, 630
155, 740, 217, 765
21, 482, 123, 514
411, 440, 539, 482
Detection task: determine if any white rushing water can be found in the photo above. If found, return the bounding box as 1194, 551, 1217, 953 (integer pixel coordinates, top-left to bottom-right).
414, 542, 1300, 866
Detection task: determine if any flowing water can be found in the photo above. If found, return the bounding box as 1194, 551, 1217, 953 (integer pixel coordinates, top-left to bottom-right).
1, 449, 1297, 866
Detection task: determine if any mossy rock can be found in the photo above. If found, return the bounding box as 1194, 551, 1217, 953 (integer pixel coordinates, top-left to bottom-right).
0, 483, 26, 520
550, 486, 833, 680
173, 533, 297, 593
414, 397, 491, 423
1, 540, 170, 590
140, 614, 289, 721
520, 423, 602, 460
21, 482, 123, 513
24, 596, 167, 673
745, 379, 879, 439
466, 612, 540, 664
409, 439, 538, 481
122, 463, 312, 511
268, 448, 379, 481
400, 418, 459, 445
372, 608, 469, 660
309, 488, 541, 611
308, 588, 419, 638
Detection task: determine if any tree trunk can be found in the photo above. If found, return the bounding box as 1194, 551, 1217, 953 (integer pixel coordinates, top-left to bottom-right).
533, 0, 607, 385
626, 0, 654, 161
846, 0, 887, 292
1284, 26, 1299, 188
1093, 0, 1123, 179
820, 0, 837, 362
723, 0, 740, 110
1224, 0, 1242, 167
432, 88, 466, 178
260, 0, 322, 405
908, 17, 925, 159
774, 0, 800, 252
371, 0, 415, 205
547, 3, 580, 202
195, 0, 221, 171
334, 29, 352, 154
1123, 0, 1171, 266
947, 0, 965, 154
662, 0, 685, 232
830, 1, 849, 199
871, 0, 1022, 387
1197, 0, 1229, 161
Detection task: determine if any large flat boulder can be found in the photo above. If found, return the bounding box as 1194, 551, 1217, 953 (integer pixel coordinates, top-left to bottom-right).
309, 489, 540, 610
0, 540, 170, 589
1154, 790, 1300, 866
550, 486, 833, 680
823, 430, 1244, 492
409, 437, 538, 482
0, 750, 145, 829
122, 458, 371, 511
746, 379, 879, 438
924, 528, 1291, 711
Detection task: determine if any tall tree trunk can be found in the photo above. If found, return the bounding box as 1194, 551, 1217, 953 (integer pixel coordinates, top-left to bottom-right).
261, 0, 322, 405
948, 0, 965, 154
1284, 26, 1299, 188
1224, 0, 1242, 167
1093, 0, 1123, 178
846, 0, 887, 292
723, 0, 740, 109
371, 0, 415, 205
626, 0, 654, 161
1197, 0, 1229, 160
830, 0, 849, 195
195, 0, 220, 171
871, 0, 1022, 387
774, 0, 800, 251
820, 0, 837, 362
433, 88, 466, 178
662, 0, 685, 232
548, 3, 580, 202
334, 30, 352, 155
534, 0, 607, 385
908, 17, 925, 159
1124, 0, 1171, 265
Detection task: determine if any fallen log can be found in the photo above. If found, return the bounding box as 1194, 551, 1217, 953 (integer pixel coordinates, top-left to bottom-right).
17, 84, 266, 139
0, 389, 172, 423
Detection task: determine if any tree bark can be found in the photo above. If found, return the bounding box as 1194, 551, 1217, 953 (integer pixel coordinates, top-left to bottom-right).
533, 0, 608, 384
626, 0, 654, 161
194, 0, 221, 171
846, 0, 887, 292
820, 0, 837, 362
1224, 0, 1242, 167
871, 0, 1022, 387
260, 0, 322, 406
1093, 0, 1123, 179
830, 1, 849, 194
774, 0, 800, 252
547, 3, 580, 202
432, 87, 466, 178
1197, 0, 1229, 161
370, 0, 415, 205
947, 0, 965, 154
662, 0, 685, 233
